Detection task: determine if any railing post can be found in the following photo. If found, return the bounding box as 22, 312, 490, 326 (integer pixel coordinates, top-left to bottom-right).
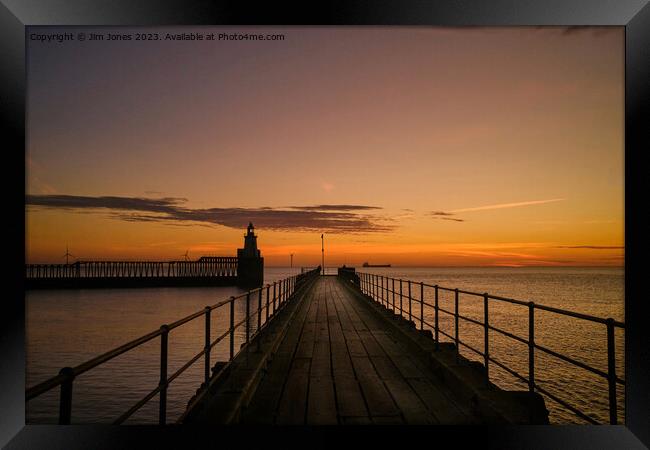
266, 284, 270, 322
159, 324, 169, 425
399, 279, 403, 317
528, 302, 535, 393
58, 367, 74, 425
204, 307, 211, 386
420, 282, 424, 330
229, 297, 235, 360
273, 282, 277, 315
483, 293, 489, 382
392, 278, 395, 312
375, 274, 378, 300
454, 288, 459, 359
376, 275, 379, 302
245, 292, 251, 344
434, 285, 439, 350
408, 280, 412, 322
385, 277, 388, 308
606, 318, 618, 425
257, 288, 262, 331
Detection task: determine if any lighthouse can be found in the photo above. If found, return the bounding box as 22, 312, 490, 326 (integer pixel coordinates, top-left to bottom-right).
237, 222, 264, 287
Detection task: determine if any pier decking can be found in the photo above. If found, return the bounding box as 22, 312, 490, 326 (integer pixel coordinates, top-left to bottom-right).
183, 276, 547, 424
27, 265, 625, 425
242, 276, 475, 424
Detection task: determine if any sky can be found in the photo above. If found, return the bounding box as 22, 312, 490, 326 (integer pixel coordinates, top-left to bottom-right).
26, 26, 624, 267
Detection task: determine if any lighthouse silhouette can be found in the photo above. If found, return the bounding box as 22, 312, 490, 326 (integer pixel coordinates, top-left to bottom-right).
237, 222, 264, 288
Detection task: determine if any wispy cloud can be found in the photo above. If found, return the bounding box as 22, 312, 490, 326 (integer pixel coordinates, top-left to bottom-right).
450, 198, 565, 213
26, 194, 394, 234
288, 205, 381, 211
555, 245, 624, 250
428, 210, 464, 222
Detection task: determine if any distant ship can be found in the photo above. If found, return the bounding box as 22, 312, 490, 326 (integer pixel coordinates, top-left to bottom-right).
362, 262, 391, 267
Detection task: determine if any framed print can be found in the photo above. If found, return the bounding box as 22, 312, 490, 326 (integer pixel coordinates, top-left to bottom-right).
2, 0, 649, 448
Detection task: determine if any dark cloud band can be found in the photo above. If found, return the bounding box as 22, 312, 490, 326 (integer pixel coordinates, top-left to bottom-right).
26, 194, 392, 233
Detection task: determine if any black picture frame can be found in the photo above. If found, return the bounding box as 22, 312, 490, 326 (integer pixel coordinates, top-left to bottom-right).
2, 1, 648, 448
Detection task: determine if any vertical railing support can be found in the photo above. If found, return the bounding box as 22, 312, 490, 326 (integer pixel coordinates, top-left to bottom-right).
266, 284, 270, 322
257, 288, 262, 331
483, 293, 489, 383
392, 278, 396, 312
229, 297, 235, 360
58, 367, 74, 425
606, 318, 617, 425
245, 292, 251, 344
159, 324, 169, 425
408, 280, 412, 322
273, 282, 277, 315
399, 278, 404, 317
420, 282, 424, 330
528, 302, 535, 393
364, 273, 367, 294
204, 307, 211, 386
434, 285, 439, 350
454, 289, 459, 359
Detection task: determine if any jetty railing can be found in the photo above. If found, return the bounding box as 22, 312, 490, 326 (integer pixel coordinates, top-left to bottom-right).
354, 272, 625, 425
25, 258, 239, 279
25, 267, 321, 425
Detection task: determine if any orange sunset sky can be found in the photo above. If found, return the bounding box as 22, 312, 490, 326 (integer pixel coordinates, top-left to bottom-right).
26, 26, 624, 267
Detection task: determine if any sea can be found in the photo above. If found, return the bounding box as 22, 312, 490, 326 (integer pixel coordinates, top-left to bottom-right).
25, 266, 624, 425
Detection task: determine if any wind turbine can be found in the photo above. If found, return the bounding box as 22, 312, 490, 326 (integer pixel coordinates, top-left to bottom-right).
63, 245, 74, 265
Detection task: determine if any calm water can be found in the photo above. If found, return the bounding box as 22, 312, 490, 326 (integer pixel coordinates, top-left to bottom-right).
26, 267, 624, 425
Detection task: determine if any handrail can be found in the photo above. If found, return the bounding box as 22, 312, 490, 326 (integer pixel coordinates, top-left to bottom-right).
354, 271, 624, 425
25, 258, 240, 279
25, 267, 321, 424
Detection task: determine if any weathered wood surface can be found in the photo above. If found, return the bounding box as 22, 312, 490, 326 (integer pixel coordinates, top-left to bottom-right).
240, 277, 480, 424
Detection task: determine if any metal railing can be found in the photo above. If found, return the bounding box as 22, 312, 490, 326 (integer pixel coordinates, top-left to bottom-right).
26, 258, 239, 279
25, 267, 321, 424
354, 272, 625, 425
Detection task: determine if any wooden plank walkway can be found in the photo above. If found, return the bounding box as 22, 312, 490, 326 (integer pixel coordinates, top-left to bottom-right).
240, 276, 479, 425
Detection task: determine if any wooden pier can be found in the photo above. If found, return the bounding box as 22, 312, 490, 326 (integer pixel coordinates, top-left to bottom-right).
25, 223, 264, 289
182, 275, 548, 425
27, 266, 625, 425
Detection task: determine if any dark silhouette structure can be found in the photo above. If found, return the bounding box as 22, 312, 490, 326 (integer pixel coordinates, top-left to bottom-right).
25, 223, 265, 289
236, 222, 264, 288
